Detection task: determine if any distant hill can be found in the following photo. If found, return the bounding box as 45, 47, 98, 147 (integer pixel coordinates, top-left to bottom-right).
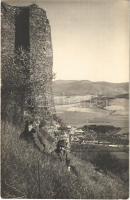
53, 80, 129, 96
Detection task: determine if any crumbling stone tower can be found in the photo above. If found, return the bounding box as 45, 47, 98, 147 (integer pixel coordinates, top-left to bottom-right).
1, 2, 55, 125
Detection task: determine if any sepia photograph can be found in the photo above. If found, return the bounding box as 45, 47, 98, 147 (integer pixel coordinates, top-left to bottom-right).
1, 0, 129, 199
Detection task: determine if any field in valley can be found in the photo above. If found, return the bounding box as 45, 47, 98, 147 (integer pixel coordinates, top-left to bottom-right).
54, 93, 129, 189
55, 96, 129, 129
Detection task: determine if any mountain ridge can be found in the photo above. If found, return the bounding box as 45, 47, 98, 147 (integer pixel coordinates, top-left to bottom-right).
53, 80, 129, 96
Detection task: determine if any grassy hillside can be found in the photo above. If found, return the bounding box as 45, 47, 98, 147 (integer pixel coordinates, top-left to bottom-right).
1, 121, 128, 199
53, 80, 128, 96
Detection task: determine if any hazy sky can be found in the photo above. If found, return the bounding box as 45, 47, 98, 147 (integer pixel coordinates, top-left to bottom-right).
4, 0, 129, 82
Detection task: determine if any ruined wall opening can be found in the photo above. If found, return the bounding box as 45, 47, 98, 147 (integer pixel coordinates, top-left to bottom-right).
15, 7, 30, 50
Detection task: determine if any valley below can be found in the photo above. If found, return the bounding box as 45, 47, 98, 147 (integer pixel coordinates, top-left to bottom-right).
54, 88, 129, 186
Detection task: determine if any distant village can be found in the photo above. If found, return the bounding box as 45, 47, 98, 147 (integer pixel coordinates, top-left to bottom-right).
50, 120, 128, 148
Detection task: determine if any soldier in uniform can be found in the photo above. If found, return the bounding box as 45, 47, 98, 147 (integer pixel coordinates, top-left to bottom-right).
31, 119, 46, 152
55, 128, 71, 171
20, 119, 45, 152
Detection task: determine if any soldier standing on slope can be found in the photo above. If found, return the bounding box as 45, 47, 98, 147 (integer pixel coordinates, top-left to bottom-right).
55, 126, 71, 171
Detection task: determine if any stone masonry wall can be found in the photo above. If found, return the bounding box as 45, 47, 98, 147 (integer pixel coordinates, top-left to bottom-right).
30, 4, 55, 121
1, 2, 55, 125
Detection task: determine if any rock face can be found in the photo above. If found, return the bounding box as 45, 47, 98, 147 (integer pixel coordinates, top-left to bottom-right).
1, 2, 55, 125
